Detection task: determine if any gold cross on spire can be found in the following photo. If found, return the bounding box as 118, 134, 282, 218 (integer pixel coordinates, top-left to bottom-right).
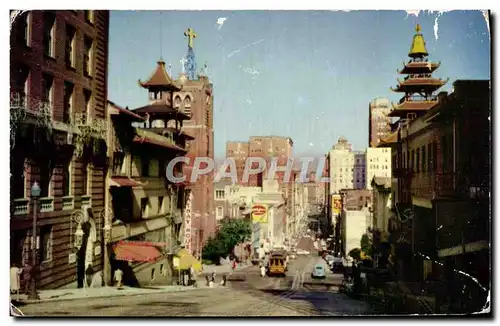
184, 28, 197, 49
415, 24, 421, 33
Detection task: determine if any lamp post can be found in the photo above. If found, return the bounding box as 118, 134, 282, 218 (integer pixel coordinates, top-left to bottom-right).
102, 224, 111, 286
29, 181, 41, 300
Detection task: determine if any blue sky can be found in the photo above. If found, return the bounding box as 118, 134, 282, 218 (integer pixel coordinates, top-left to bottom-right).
108, 10, 490, 158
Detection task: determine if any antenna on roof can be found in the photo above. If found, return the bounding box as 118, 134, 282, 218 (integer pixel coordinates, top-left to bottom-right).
159, 12, 163, 58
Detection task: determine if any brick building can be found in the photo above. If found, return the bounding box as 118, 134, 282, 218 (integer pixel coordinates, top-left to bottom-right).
10, 10, 110, 289
173, 71, 215, 254
381, 79, 490, 312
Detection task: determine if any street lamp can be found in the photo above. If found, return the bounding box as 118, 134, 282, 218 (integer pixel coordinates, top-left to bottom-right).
29, 181, 41, 300
75, 225, 84, 250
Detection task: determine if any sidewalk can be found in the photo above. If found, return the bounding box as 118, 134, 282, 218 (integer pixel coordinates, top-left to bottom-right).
11, 285, 200, 305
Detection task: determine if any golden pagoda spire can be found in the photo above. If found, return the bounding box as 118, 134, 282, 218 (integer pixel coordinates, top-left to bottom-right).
409, 24, 428, 58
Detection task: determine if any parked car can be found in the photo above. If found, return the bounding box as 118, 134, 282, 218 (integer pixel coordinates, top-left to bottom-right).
311, 264, 326, 279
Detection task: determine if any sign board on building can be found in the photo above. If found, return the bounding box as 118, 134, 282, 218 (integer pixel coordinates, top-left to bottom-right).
332, 195, 342, 215
252, 204, 268, 224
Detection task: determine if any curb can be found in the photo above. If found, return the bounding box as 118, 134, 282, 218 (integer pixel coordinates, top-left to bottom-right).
11, 286, 205, 306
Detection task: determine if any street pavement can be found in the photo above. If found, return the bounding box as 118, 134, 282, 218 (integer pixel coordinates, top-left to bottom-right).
15, 254, 372, 316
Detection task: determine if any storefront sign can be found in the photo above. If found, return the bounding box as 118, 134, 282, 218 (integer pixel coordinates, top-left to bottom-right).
252, 204, 268, 223
184, 191, 193, 253
332, 195, 342, 215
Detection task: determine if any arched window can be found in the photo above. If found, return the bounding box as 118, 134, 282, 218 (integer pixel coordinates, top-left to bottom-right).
184, 96, 191, 107
174, 96, 181, 107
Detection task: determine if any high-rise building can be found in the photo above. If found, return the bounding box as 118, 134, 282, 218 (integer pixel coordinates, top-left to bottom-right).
327, 137, 365, 195
366, 147, 392, 189
368, 98, 392, 147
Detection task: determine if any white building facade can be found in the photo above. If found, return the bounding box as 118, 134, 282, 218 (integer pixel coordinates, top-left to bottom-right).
328, 137, 366, 194
366, 147, 392, 190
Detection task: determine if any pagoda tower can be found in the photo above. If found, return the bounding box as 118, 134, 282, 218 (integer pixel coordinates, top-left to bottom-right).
389, 24, 449, 120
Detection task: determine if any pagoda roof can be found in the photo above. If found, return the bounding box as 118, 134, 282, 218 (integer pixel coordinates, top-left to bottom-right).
148, 127, 195, 140
398, 61, 441, 74
133, 128, 187, 152
388, 101, 435, 118
138, 59, 182, 91
391, 77, 449, 93
408, 24, 429, 58
377, 131, 398, 147
132, 104, 191, 120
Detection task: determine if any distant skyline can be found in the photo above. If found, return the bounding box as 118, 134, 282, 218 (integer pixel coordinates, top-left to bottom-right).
108, 10, 490, 157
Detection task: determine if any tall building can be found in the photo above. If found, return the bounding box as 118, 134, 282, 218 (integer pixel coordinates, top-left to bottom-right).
225, 136, 293, 186
327, 137, 365, 195
366, 147, 392, 189
368, 98, 392, 148
10, 10, 110, 289
173, 68, 215, 253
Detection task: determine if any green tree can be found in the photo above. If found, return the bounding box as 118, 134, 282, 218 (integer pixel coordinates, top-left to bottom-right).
360, 233, 372, 256
348, 248, 361, 261
202, 218, 252, 264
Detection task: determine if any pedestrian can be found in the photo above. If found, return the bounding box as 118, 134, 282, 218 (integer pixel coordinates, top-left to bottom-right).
232, 259, 237, 272
114, 268, 123, 288
22, 263, 33, 295
260, 263, 266, 277
189, 265, 196, 286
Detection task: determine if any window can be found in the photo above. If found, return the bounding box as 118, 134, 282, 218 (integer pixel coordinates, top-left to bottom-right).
174, 96, 181, 107
427, 143, 432, 173
141, 157, 150, 177
42, 73, 53, 108
416, 149, 421, 173
63, 82, 74, 123
150, 268, 156, 281
83, 36, 93, 76
13, 65, 30, 105
216, 206, 223, 219
215, 190, 225, 200
15, 12, 31, 46
432, 142, 438, 172
158, 196, 164, 214
62, 161, 71, 197
141, 198, 149, 218
83, 89, 92, 122
112, 152, 125, 175
158, 158, 166, 178
411, 150, 415, 172
11, 158, 27, 199
82, 163, 91, 195
40, 226, 53, 262
40, 164, 52, 198
84, 10, 94, 24
421, 146, 426, 173
65, 25, 76, 68
43, 12, 55, 57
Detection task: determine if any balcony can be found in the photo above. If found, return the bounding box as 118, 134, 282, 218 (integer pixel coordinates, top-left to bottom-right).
398, 94, 438, 105
12, 198, 29, 215
62, 196, 74, 210
81, 195, 92, 207
40, 197, 54, 212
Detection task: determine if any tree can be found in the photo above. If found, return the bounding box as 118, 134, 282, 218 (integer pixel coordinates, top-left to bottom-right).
360, 233, 372, 256
202, 218, 252, 264
348, 248, 361, 261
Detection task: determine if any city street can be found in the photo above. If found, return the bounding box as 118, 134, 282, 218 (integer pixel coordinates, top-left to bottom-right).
17, 254, 372, 316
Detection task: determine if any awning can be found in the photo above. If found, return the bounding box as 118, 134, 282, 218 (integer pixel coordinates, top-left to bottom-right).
173, 248, 202, 273
113, 242, 163, 262
110, 177, 141, 187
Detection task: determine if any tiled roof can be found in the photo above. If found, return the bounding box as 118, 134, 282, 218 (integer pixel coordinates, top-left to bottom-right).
138, 59, 181, 90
